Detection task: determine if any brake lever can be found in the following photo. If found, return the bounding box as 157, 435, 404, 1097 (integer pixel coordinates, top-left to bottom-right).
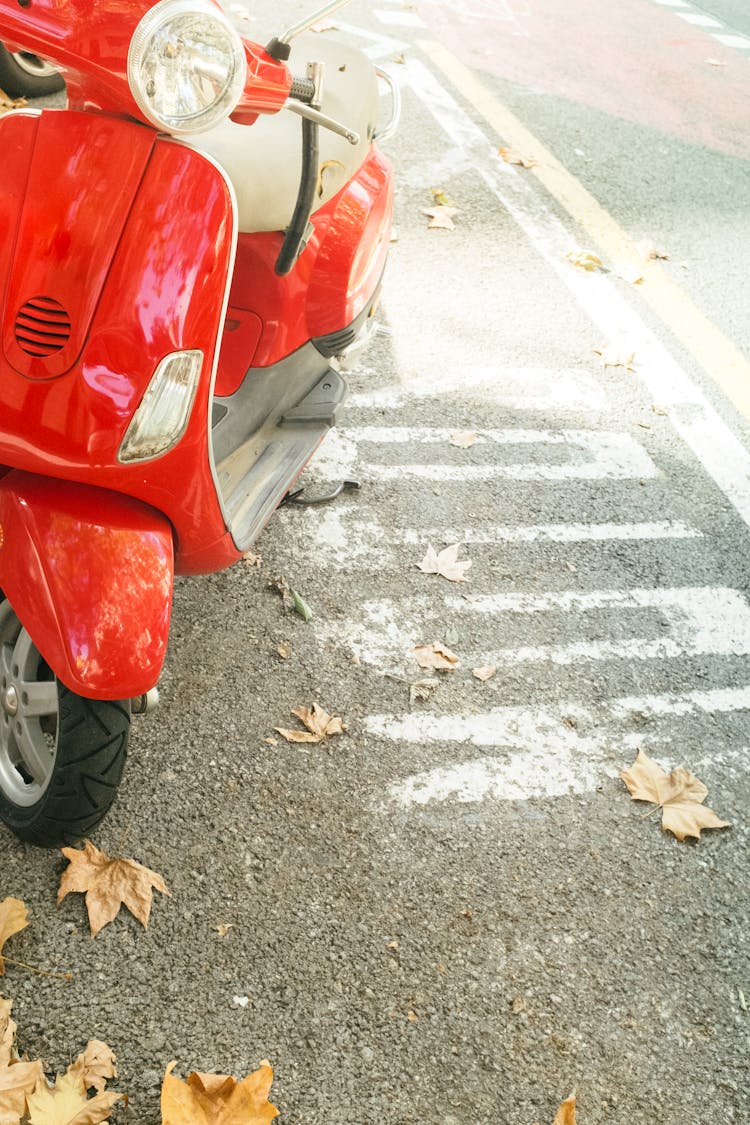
285, 99, 360, 146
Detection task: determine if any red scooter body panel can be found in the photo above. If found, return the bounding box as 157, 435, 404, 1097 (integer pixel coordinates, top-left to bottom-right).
0, 473, 174, 699
0, 109, 238, 574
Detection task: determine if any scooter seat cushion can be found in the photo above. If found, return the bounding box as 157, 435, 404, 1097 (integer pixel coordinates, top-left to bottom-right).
185, 35, 379, 234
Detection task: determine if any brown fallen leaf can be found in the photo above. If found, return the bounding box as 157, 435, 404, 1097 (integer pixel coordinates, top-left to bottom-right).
449, 430, 477, 448
161, 1061, 278, 1125
409, 678, 439, 706
431, 188, 455, 207
413, 643, 459, 671
26, 1056, 123, 1125
276, 641, 291, 660
421, 205, 459, 230
275, 703, 345, 744
552, 1094, 577, 1125
498, 146, 537, 169
57, 839, 170, 938
620, 749, 730, 842
243, 550, 262, 567
417, 543, 472, 583
0, 899, 28, 977
472, 665, 497, 682
0, 995, 44, 1124
593, 345, 636, 371
565, 250, 602, 271
215, 923, 234, 938
67, 1039, 118, 1096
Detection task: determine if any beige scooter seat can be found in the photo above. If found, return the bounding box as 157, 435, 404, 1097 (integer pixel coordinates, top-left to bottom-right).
186, 35, 379, 234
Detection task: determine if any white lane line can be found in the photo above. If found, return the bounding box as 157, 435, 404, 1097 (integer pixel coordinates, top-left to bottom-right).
403, 58, 750, 530
348, 366, 609, 411
323, 586, 750, 668
310, 427, 657, 482
330, 19, 409, 59
278, 505, 701, 567
367, 685, 750, 804
712, 32, 750, 49
677, 12, 722, 27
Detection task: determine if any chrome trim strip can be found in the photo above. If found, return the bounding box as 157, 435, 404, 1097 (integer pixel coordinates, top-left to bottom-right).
373, 66, 401, 144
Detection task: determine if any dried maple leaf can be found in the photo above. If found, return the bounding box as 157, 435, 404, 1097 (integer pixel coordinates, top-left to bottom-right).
417, 543, 472, 583
26, 1064, 122, 1125
532, 1094, 577, 1125
472, 665, 497, 682
421, 206, 459, 230
498, 146, 537, 169
0, 900, 28, 977
0, 995, 44, 1125
413, 643, 459, 671
161, 1061, 278, 1125
565, 250, 602, 271
58, 839, 170, 938
275, 704, 345, 744
621, 749, 730, 842
593, 345, 636, 371
68, 1040, 117, 1095
449, 431, 477, 448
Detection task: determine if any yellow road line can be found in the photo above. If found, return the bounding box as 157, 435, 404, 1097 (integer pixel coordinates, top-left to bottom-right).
419, 37, 750, 420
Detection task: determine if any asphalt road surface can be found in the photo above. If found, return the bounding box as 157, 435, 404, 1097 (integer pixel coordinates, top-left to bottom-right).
2, 1, 750, 1123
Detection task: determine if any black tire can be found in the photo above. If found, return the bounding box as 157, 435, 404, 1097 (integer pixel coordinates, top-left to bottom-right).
0, 598, 130, 848
0, 43, 64, 98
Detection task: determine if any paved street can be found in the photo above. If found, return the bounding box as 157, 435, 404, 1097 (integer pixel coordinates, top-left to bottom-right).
2, 1, 750, 1122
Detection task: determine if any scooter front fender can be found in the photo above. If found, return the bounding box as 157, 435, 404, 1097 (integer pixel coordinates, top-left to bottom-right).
0, 472, 173, 700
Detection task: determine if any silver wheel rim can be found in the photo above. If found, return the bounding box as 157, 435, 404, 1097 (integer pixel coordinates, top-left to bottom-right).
0, 602, 58, 807
11, 52, 59, 80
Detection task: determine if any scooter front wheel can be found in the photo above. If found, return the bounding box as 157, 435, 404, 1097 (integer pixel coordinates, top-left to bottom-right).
0, 599, 130, 848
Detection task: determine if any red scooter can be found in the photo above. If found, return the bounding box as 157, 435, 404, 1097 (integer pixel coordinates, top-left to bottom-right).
0, 0, 396, 846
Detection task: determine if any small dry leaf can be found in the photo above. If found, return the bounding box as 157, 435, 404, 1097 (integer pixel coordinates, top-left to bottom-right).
614, 262, 644, 285
276, 642, 291, 660
417, 543, 472, 583
243, 551, 262, 567
275, 703, 345, 745
0, 89, 26, 112
635, 239, 669, 261
263, 736, 279, 747
511, 996, 526, 1014
393, 51, 406, 64
406, 1011, 419, 1022
620, 748, 730, 841
409, 679, 439, 706
0, 995, 44, 1124
386, 940, 399, 949
498, 146, 537, 169
161, 1061, 278, 1125
551, 1094, 577, 1125
26, 1063, 123, 1125
652, 404, 667, 416
0, 899, 28, 976
565, 250, 602, 271
593, 345, 636, 371
57, 839, 170, 938
67, 1040, 118, 1096
216, 924, 234, 938
449, 431, 477, 448
413, 643, 459, 671
421, 206, 459, 230
431, 188, 455, 207
472, 665, 497, 682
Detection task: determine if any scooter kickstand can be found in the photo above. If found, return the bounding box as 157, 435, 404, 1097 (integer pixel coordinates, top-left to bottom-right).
281, 479, 361, 506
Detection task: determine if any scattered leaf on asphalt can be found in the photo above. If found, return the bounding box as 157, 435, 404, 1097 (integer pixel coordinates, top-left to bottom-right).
620, 749, 730, 841
26, 1057, 123, 1125
593, 345, 636, 371
472, 665, 497, 682
67, 1040, 118, 1096
57, 839, 170, 938
449, 431, 477, 448
417, 543, 472, 582
243, 551, 262, 567
275, 704, 345, 744
0, 995, 44, 1123
0, 899, 28, 976
216, 924, 234, 938
290, 588, 313, 621
614, 262, 644, 285
498, 146, 537, 168
276, 641, 291, 660
413, 643, 459, 671
421, 206, 459, 230
0, 90, 26, 112
565, 250, 602, 271
409, 679, 439, 706
635, 239, 669, 261
652, 404, 668, 416
161, 1061, 278, 1125
552, 1094, 577, 1125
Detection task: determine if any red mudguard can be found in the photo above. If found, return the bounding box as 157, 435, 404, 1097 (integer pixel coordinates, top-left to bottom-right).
0, 472, 174, 700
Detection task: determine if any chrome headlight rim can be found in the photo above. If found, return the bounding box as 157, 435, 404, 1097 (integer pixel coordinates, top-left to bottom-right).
127, 0, 246, 136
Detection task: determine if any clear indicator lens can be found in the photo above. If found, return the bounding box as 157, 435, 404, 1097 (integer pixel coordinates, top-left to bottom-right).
128, 1, 245, 134
119, 350, 203, 463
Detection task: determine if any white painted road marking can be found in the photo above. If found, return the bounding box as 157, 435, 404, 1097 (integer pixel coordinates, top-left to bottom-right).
322, 586, 750, 668
312, 427, 657, 482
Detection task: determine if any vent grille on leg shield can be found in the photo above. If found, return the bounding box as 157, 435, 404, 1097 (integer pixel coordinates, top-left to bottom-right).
14, 297, 72, 357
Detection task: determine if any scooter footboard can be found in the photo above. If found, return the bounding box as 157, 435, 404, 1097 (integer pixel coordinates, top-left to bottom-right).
0, 472, 174, 700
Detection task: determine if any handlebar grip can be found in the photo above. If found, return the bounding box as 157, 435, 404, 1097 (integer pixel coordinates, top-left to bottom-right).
289, 76, 316, 103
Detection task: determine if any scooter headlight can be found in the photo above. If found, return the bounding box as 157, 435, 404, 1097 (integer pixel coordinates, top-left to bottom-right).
128, 0, 246, 135
119, 350, 203, 463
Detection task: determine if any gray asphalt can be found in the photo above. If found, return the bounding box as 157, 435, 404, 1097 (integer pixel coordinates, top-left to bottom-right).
2, 2, 750, 1124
